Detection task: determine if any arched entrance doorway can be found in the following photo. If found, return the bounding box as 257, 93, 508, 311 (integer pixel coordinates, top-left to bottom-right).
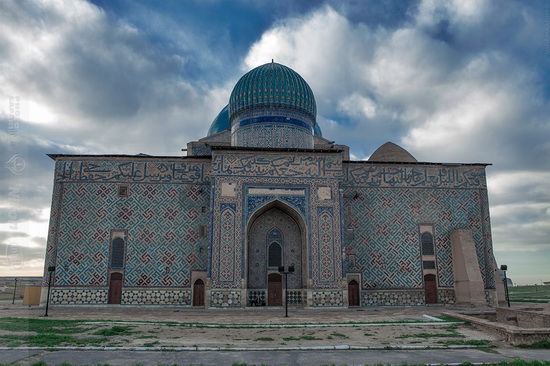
424, 274, 438, 304
108, 272, 123, 304
348, 280, 360, 307
193, 279, 205, 307
247, 204, 305, 306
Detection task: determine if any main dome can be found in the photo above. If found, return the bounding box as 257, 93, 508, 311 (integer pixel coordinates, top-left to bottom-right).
229, 62, 316, 121
228, 62, 317, 149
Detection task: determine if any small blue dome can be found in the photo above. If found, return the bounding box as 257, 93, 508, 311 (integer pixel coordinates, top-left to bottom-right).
207, 104, 323, 137
313, 122, 322, 137
207, 105, 230, 136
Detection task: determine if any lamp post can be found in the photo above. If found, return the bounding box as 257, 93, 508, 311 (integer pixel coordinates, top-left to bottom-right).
278, 265, 295, 317
44, 266, 56, 317
12, 278, 17, 305
500, 264, 510, 308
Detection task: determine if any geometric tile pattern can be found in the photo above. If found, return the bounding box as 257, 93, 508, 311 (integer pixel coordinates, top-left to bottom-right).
343, 186, 490, 290
362, 290, 425, 306
232, 124, 313, 149
43, 182, 63, 285
219, 204, 236, 282
438, 289, 456, 304
51, 288, 108, 305
121, 289, 191, 305
247, 290, 266, 306
247, 194, 307, 221
210, 290, 242, 307
317, 207, 336, 283
53, 181, 210, 288
312, 290, 343, 307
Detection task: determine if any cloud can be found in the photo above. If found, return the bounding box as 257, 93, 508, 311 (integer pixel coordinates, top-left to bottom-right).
0, 0, 229, 157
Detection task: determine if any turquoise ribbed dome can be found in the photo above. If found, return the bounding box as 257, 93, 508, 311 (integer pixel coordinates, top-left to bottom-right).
207, 105, 230, 136
229, 62, 316, 121
207, 104, 323, 137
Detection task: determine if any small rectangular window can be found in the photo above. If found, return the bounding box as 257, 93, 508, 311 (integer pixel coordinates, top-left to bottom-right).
201, 206, 207, 213
118, 184, 129, 197
199, 225, 207, 238
345, 229, 354, 241
423, 260, 436, 270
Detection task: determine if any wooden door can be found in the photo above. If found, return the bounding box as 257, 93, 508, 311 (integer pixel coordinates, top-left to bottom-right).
424, 274, 438, 304
193, 279, 205, 307
348, 280, 360, 307
108, 273, 123, 304
268, 273, 282, 306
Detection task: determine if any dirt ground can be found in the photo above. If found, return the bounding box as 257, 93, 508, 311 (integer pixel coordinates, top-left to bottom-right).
0, 305, 502, 349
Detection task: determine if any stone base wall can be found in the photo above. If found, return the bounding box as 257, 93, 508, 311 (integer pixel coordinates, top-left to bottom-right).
210, 290, 242, 307
312, 290, 343, 307
121, 288, 191, 305
362, 290, 425, 306
438, 289, 456, 304
497, 307, 550, 328
51, 288, 108, 305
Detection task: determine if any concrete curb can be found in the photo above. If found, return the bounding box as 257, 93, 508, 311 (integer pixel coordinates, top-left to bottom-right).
81, 320, 462, 328
0, 344, 487, 352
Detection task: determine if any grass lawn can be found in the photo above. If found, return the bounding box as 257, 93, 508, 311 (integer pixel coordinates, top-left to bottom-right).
508, 285, 550, 301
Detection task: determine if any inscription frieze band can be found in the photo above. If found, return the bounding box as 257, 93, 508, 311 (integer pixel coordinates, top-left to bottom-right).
55, 160, 210, 183
345, 165, 487, 188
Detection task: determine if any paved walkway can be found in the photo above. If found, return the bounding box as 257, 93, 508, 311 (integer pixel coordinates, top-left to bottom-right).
1, 304, 549, 365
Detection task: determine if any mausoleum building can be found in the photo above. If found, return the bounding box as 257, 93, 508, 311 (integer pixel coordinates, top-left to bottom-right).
42, 62, 498, 308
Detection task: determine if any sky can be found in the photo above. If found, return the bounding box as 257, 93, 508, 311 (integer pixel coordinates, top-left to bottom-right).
1, 0, 549, 285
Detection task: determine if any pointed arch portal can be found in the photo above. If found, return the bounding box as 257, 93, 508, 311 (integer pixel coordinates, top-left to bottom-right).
247, 202, 306, 305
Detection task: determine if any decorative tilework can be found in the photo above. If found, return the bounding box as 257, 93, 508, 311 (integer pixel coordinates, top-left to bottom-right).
51, 288, 108, 305
232, 124, 313, 149
438, 289, 456, 304
246, 194, 308, 221
343, 186, 489, 290
247, 208, 303, 289
210, 153, 344, 291
247, 290, 266, 306
43, 182, 63, 286
345, 164, 487, 189
317, 208, 335, 283
122, 289, 191, 305
55, 159, 211, 184
210, 290, 242, 307
287, 290, 303, 305
212, 151, 343, 179
312, 290, 343, 307
53, 182, 210, 287
362, 290, 425, 306
219, 204, 236, 282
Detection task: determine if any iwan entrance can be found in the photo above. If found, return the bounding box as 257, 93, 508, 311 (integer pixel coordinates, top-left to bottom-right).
246, 204, 306, 307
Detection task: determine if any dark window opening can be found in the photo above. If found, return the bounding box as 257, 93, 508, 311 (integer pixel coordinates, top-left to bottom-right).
110, 237, 125, 269
199, 225, 207, 237
118, 184, 128, 197
423, 260, 436, 269
268, 242, 282, 268
421, 232, 434, 256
